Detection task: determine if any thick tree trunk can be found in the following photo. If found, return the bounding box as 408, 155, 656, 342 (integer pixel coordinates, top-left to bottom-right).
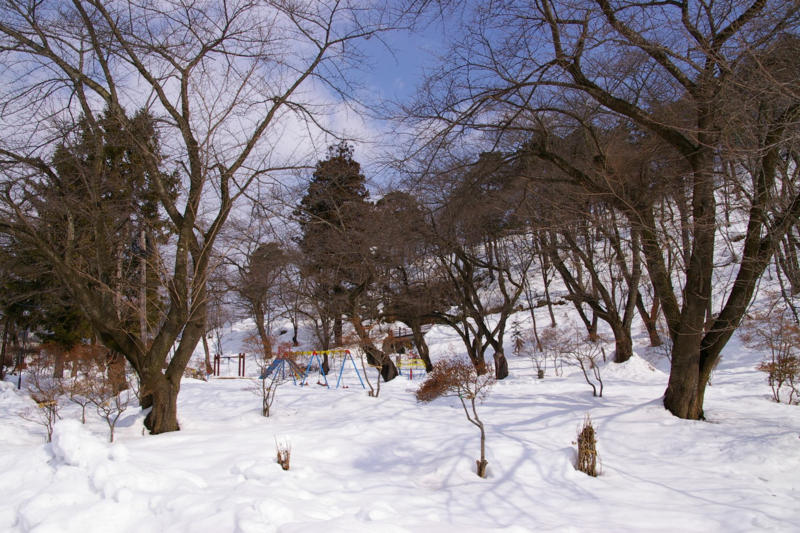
410, 321, 433, 372
349, 313, 398, 381
106, 350, 128, 393
611, 323, 633, 363
52, 350, 65, 379
661, 164, 716, 420
334, 316, 343, 347
493, 348, 509, 380
663, 336, 706, 419
142, 373, 181, 434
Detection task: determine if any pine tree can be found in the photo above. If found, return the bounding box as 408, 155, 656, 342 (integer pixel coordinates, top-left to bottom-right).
295, 142, 371, 348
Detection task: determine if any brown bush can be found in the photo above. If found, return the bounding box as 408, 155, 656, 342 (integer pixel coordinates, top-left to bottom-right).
575, 414, 599, 477
741, 301, 800, 404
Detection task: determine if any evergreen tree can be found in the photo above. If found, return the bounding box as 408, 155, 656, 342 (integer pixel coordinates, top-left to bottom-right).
295, 142, 371, 348
295, 142, 399, 381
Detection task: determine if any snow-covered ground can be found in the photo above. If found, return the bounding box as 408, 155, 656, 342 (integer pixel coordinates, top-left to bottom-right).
1, 318, 799, 532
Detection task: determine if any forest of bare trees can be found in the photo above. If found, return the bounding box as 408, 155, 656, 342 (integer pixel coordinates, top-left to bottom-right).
0, 0, 798, 435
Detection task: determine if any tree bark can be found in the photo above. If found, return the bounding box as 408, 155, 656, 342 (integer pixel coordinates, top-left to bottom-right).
636, 293, 662, 347
493, 348, 509, 380
409, 320, 433, 372
202, 335, 213, 375
142, 372, 180, 434
349, 313, 399, 381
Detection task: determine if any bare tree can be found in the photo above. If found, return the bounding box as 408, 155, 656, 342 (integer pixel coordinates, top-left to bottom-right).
18, 364, 64, 442
403, 0, 800, 419
0, 0, 404, 433
422, 154, 532, 379
416, 356, 496, 478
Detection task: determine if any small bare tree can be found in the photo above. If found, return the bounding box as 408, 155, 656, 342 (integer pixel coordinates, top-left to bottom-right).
539, 327, 571, 377
64, 376, 93, 424
86, 361, 131, 442
19, 365, 64, 442
415, 357, 496, 478
562, 332, 605, 398
521, 331, 547, 379
248, 340, 293, 417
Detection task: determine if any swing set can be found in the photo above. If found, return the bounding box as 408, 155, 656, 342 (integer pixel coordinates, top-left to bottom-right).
262, 350, 365, 389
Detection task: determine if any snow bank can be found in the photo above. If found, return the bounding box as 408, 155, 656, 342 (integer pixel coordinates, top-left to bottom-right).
601, 353, 664, 383
1, 308, 799, 532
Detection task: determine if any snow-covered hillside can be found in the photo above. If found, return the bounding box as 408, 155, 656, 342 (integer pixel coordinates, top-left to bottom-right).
1, 314, 798, 532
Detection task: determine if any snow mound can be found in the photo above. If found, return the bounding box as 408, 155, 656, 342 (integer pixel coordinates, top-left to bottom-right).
51, 419, 112, 468
602, 353, 664, 382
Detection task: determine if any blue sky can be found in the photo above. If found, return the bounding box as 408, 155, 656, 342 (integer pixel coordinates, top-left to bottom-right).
362, 22, 449, 104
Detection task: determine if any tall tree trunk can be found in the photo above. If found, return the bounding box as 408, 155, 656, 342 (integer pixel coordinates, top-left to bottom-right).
52, 349, 65, 379
637, 293, 662, 347
0, 316, 10, 380
140, 229, 148, 344
660, 163, 716, 420
349, 313, 398, 381
540, 249, 557, 327
253, 302, 272, 359
493, 348, 509, 380
334, 316, 343, 346
291, 318, 299, 346
409, 320, 433, 372
610, 323, 634, 364
141, 372, 180, 434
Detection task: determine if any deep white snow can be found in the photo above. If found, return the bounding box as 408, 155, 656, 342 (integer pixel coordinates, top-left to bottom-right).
1, 318, 799, 532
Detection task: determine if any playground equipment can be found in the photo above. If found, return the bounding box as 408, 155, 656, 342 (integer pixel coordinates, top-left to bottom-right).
214, 353, 246, 377
285, 350, 366, 389
260, 357, 304, 383
398, 355, 427, 380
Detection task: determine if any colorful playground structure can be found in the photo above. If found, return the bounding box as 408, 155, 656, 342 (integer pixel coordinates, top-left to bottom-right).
260, 350, 365, 389
397, 354, 427, 380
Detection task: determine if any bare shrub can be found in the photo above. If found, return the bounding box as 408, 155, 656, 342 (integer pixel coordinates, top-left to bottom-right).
574, 413, 600, 477
520, 331, 547, 378
64, 376, 93, 424
276, 438, 291, 470
86, 362, 131, 442
248, 341, 293, 417
561, 332, 605, 398
18, 366, 64, 442
741, 303, 800, 404
415, 356, 496, 478
538, 327, 570, 376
